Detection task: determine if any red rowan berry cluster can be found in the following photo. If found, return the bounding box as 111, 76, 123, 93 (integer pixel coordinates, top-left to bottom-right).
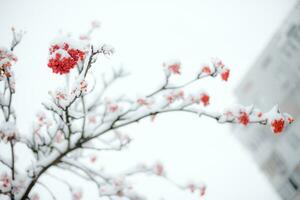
48, 42, 86, 74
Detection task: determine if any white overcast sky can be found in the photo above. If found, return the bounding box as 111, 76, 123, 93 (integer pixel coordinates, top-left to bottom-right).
0, 0, 298, 199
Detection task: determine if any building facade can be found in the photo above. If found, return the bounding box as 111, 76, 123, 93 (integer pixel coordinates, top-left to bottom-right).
233, 1, 300, 200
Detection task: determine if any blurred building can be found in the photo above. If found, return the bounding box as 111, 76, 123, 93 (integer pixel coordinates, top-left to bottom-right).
233, 1, 300, 200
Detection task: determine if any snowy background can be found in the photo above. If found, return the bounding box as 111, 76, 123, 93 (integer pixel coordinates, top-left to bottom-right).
0, 0, 298, 199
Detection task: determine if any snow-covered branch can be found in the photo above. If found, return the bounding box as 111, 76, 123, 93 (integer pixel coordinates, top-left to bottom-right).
0, 22, 294, 200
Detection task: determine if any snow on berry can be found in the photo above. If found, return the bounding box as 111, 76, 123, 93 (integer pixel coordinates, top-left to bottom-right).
31, 194, 40, 200
47, 39, 86, 74
187, 89, 209, 105
188, 183, 196, 193
99, 177, 136, 197
209, 58, 232, 81
165, 94, 175, 104
108, 104, 119, 113
264, 105, 294, 134
0, 173, 11, 192
54, 130, 64, 143
218, 104, 253, 124
200, 63, 213, 75
36, 111, 46, 124
153, 162, 164, 176
164, 90, 185, 104
137, 98, 149, 106
49, 88, 74, 109
0, 47, 17, 68
72, 78, 88, 97
53, 88, 68, 100
174, 90, 185, 99
0, 47, 17, 80
283, 113, 295, 124
287, 117, 295, 124
88, 115, 97, 124
185, 182, 206, 197
257, 112, 263, 118
90, 155, 97, 163
72, 190, 83, 200
135, 95, 155, 108
0, 121, 18, 143
271, 118, 285, 134
211, 57, 225, 68
199, 186, 206, 197
221, 68, 230, 81
200, 93, 210, 106
163, 60, 181, 75
202, 66, 212, 75
238, 112, 250, 126
91, 20, 101, 29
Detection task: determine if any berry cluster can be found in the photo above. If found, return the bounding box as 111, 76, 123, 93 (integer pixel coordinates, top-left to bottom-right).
0, 173, 11, 192
163, 60, 181, 75
0, 48, 17, 79
47, 43, 85, 74
211, 58, 230, 81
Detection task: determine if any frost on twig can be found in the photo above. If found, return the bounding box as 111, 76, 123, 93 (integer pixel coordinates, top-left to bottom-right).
0, 23, 294, 200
